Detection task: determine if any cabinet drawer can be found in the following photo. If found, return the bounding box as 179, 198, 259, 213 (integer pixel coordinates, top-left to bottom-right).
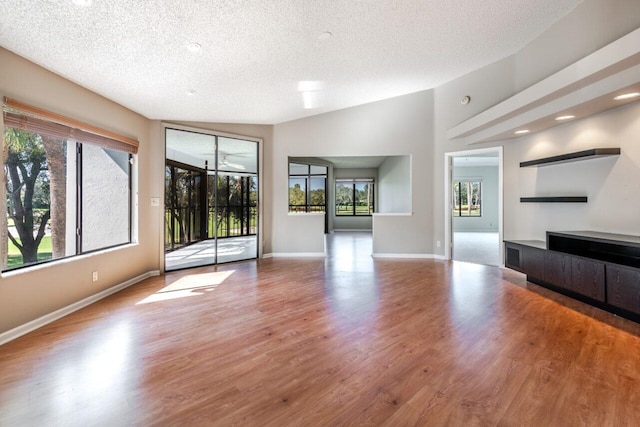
606, 264, 640, 314
571, 257, 605, 302
544, 251, 572, 290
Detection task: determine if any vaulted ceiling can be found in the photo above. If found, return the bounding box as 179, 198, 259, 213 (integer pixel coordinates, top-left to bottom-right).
0, 0, 582, 124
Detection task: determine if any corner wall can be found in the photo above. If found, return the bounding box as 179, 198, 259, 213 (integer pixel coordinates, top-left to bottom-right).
0, 47, 160, 334
378, 156, 411, 213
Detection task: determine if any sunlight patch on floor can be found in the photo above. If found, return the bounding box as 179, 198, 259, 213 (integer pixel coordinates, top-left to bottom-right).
137, 270, 235, 304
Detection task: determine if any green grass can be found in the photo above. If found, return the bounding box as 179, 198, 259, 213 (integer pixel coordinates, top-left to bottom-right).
7, 236, 52, 269
336, 204, 373, 215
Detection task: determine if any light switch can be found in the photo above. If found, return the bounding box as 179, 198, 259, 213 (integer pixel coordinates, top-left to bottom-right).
150, 197, 160, 207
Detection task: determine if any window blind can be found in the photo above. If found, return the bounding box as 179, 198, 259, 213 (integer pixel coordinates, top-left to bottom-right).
3, 97, 139, 154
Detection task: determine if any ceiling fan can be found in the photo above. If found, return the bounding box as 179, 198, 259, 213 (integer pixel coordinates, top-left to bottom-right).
219, 154, 245, 170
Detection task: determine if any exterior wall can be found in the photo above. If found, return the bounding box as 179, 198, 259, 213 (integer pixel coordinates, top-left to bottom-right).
0, 47, 159, 334
81, 146, 130, 252
453, 166, 499, 232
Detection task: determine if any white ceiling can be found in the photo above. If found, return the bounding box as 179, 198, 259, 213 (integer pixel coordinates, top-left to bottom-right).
319, 156, 388, 169
0, 0, 582, 124
166, 128, 258, 173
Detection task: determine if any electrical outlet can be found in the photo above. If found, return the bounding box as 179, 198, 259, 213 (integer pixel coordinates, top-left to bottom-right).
92, 271, 98, 282
437, 240, 441, 248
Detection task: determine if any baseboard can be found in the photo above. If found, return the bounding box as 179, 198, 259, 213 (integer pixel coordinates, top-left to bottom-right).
372, 253, 445, 259
0, 270, 160, 347
332, 229, 372, 232
266, 252, 326, 258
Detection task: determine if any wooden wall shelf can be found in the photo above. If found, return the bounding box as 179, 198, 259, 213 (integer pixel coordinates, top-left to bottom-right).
520, 197, 587, 203
520, 148, 620, 167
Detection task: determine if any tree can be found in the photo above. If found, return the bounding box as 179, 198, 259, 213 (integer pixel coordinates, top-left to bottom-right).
288, 181, 305, 210
3, 127, 67, 268
4, 128, 50, 265
42, 136, 66, 258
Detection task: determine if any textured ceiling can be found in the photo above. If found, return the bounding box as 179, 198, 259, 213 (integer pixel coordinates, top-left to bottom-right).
319, 156, 388, 169
0, 0, 582, 124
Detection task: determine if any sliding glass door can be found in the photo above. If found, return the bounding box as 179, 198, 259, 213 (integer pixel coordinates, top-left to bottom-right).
165, 129, 258, 271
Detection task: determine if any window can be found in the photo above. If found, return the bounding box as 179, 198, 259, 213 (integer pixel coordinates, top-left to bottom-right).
453, 180, 481, 217
288, 162, 327, 213
335, 179, 374, 216
211, 174, 258, 238
2, 99, 135, 271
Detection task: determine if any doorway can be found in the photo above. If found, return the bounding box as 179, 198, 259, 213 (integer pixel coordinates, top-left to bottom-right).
444, 147, 503, 267
164, 127, 259, 271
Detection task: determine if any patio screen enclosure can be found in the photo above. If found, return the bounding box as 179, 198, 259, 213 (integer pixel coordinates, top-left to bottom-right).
164, 128, 259, 270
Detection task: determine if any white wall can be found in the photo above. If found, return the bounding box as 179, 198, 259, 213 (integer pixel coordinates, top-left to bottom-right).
432, 0, 640, 256
378, 156, 411, 213
333, 167, 378, 230
272, 90, 435, 256
453, 166, 499, 232
506, 101, 640, 240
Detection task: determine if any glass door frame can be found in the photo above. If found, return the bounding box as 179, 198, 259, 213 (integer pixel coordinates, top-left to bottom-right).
162, 123, 262, 272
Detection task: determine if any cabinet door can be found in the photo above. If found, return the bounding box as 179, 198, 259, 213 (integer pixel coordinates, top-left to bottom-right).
544, 251, 572, 290
522, 246, 545, 281
571, 257, 605, 302
505, 243, 523, 272
606, 264, 640, 314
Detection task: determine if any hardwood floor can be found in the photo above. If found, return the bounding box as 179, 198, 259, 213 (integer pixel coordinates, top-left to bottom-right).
2, 233, 640, 425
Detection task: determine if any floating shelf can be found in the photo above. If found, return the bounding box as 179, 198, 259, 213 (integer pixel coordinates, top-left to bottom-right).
520, 148, 620, 167
520, 197, 588, 203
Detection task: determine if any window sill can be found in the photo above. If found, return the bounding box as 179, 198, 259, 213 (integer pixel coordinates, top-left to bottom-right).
372, 212, 413, 216
287, 212, 325, 216
1, 242, 139, 278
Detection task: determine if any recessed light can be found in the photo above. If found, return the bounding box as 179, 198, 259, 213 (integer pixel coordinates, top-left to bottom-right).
186, 90, 197, 96
614, 92, 640, 101
514, 129, 530, 135
318, 32, 332, 41
297, 81, 324, 92
555, 115, 576, 121
72, 0, 92, 6
186, 42, 201, 53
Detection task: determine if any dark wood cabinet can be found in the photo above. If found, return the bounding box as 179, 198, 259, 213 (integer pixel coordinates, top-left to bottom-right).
505, 232, 640, 323
606, 264, 640, 315
522, 246, 545, 281
543, 251, 572, 291
505, 243, 523, 272
570, 257, 605, 302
